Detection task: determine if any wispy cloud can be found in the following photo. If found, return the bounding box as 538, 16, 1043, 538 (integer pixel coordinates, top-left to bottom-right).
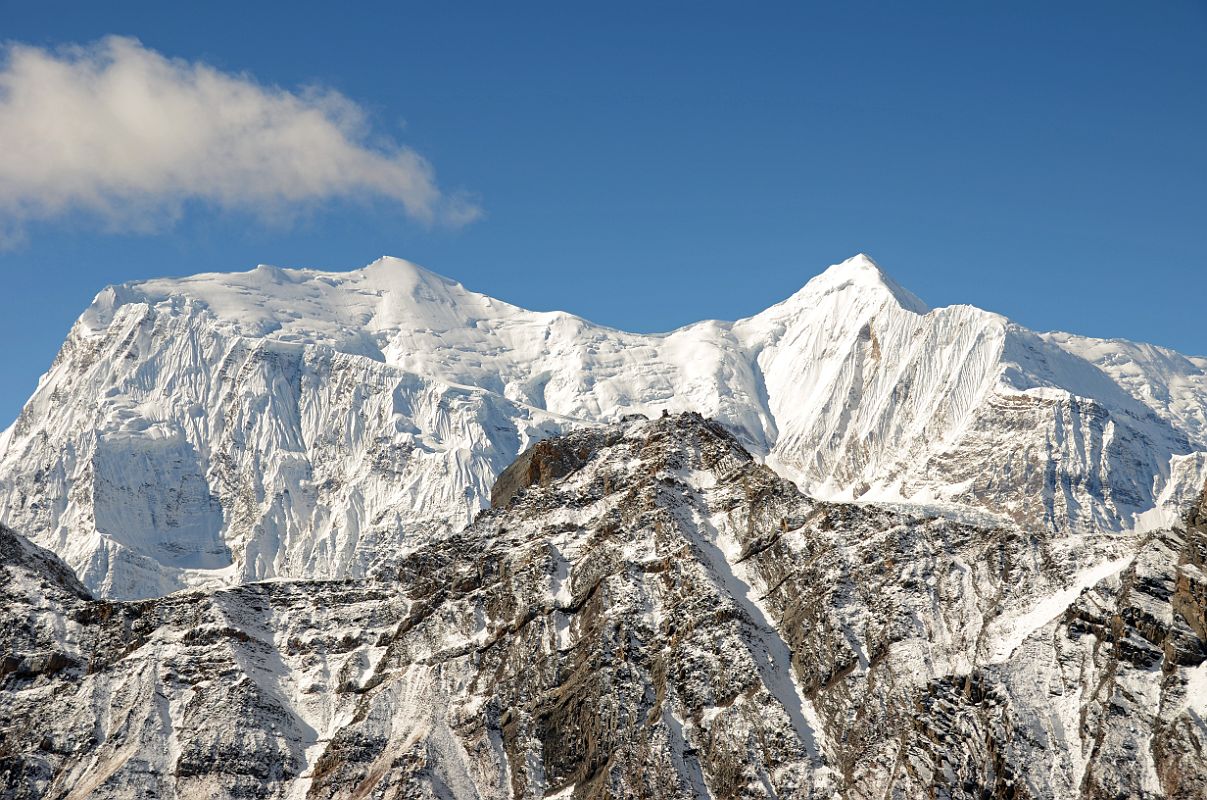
0, 36, 480, 243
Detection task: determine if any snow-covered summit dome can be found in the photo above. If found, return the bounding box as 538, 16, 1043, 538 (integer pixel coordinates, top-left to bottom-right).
790, 253, 929, 315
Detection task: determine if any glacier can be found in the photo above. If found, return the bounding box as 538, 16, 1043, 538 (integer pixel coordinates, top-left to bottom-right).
2, 253, 1206, 598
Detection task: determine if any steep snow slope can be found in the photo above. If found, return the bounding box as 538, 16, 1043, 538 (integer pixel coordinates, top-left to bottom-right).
3, 415, 1203, 799
1, 254, 1205, 597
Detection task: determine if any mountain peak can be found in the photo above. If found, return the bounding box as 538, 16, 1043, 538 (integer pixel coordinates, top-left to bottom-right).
806, 253, 929, 314
362, 254, 438, 280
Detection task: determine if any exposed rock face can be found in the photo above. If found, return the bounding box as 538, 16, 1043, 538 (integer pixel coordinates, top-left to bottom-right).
3, 414, 1203, 798
489, 427, 625, 509
4, 255, 1207, 598
0, 520, 411, 799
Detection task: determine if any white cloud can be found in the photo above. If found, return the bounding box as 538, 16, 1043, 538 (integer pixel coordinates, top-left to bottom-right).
0, 36, 480, 242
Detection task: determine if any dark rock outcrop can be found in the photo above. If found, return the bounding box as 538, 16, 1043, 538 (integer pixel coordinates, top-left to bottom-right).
490, 428, 621, 509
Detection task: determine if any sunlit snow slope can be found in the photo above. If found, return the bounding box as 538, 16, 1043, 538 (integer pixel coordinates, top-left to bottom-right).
2, 254, 1205, 597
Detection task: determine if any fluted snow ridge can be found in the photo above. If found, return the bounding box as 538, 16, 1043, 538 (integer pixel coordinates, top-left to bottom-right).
2, 253, 1205, 597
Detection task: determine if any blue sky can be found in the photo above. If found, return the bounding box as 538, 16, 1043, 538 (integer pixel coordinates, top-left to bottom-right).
1, 1, 1205, 425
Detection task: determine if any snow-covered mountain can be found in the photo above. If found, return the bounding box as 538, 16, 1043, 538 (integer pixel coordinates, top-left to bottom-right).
3, 414, 1204, 798
2, 254, 1206, 598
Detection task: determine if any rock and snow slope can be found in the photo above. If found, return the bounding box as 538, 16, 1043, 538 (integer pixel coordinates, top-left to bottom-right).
2, 254, 1206, 597
2, 414, 1203, 798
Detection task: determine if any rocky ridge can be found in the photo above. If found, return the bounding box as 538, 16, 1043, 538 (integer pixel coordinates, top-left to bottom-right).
2, 413, 1204, 798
